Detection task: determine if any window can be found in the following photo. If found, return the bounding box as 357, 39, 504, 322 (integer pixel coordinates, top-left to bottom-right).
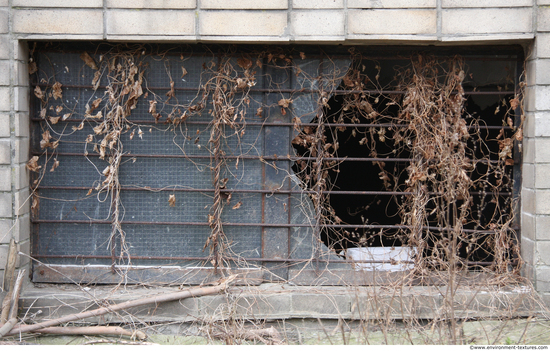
29, 43, 523, 285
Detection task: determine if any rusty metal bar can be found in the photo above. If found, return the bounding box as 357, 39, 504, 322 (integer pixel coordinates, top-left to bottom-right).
30, 152, 509, 165
31, 81, 517, 96
31, 253, 516, 267
32, 218, 510, 234
29, 152, 414, 162
30, 117, 517, 131
36, 185, 513, 197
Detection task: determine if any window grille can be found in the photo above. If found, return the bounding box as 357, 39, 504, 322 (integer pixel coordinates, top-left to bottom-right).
29, 43, 523, 285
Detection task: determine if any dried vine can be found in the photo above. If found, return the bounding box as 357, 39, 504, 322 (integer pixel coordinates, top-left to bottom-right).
29, 44, 523, 278
18, 43, 542, 346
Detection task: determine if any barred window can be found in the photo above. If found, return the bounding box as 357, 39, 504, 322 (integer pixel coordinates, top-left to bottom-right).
30, 43, 523, 285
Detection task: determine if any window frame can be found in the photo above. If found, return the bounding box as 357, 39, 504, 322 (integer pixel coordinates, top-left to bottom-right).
29, 43, 525, 285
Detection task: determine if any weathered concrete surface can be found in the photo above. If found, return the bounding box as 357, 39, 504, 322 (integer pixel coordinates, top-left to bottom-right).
1, 2, 550, 317
17, 283, 543, 326
3, 318, 550, 345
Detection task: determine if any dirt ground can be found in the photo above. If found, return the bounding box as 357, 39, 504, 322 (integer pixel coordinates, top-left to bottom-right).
1, 318, 549, 345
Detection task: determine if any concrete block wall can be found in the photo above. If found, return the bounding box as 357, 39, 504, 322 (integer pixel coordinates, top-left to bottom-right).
523, 2, 550, 300
0, 2, 31, 289
0, 1, 547, 295
5, 0, 536, 42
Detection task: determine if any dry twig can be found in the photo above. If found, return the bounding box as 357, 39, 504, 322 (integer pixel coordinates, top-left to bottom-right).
30, 326, 147, 340
1, 239, 18, 323
6, 275, 235, 337
0, 318, 17, 338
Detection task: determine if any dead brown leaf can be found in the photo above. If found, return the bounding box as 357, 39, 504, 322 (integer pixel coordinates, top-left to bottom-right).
235, 78, 248, 90
292, 117, 301, 132
278, 98, 293, 108
510, 97, 520, 110
102, 166, 111, 177
92, 71, 101, 90
34, 86, 44, 100
52, 82, 63, 100
181, 67, 188, 78
31, 196, 39, 212
166, 80, 175, 100
232, 201, 242, 210
278, 99, 292, 116
72, 121, 84, 131
80, 52, 98, 70
168, 194, 176, 207
498, 138, 513, 159
49, 116, 60, 124
89, 98, 102, 113
149, 100, 157, 114
237, 58, 253, 70
93, 124, 104, 135
40, 130, 51, 149
226, 193, 233, 204
86, 111, 103, 119
26, 156, 41, 172
50, 158, 59, 172
29, 61, 38, 75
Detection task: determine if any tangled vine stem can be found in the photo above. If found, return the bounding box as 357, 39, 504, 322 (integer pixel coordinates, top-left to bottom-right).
204, 66, 226, 273
394, 56, 521, 274
399, 57, 472, 270
96, 51, 149, 265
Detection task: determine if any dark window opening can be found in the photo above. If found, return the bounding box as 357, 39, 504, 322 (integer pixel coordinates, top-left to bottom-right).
291, 54, 522, 270
292, 93, 407, 254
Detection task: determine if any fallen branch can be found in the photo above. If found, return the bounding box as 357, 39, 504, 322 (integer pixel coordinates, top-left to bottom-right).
7, 275, 235, 336
0, 318, 17, 338
31, 326, 147, 341
1, 239, 18, 323
0, 270, 26, 338
0, 298, 9, 325
2, 239, 17, 291
8, 270, 25, 321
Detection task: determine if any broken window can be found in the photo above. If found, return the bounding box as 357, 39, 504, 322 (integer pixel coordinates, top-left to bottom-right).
29, 43, 523, 285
